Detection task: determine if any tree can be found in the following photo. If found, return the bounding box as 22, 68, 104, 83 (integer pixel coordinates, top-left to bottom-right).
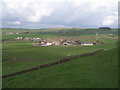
99, 27, 112, 30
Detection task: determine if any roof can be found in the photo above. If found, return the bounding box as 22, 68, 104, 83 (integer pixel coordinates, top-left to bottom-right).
81, 41, 94, 44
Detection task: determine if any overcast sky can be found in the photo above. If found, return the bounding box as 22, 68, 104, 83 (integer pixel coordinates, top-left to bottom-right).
1, 0, 119, 29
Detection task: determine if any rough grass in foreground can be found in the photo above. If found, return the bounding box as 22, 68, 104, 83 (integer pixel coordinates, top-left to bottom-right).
3, 47, 118, 88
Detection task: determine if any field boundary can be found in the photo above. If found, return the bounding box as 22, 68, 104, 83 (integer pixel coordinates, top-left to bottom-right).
2, 49, 104, 79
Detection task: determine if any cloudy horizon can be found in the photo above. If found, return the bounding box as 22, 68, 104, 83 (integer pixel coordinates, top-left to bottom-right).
1, 0, 119, 29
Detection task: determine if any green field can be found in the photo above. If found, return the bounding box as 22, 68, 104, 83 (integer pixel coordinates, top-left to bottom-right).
2, 45, 99, 75
3, 39, 118, 75
2, 28, 118, 42
3, 47, 118, 88
2, 28, 118, 88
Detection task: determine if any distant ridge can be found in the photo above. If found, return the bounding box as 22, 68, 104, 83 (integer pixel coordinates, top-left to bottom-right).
38, 27, 86, 31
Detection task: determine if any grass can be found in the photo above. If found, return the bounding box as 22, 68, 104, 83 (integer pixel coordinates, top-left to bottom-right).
2, 43, 33, 49
2, 28, 118, 42
3, 39, 117, 59
2, 46, 99, 75
2, 60, 56, 75
3, 46, 97, 59
2, 28, 118, 88
2, 39, 118, 75
2, 47, 118, 88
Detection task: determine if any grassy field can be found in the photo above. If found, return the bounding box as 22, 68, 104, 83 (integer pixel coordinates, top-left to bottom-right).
3, 47, 118, 88
2, 45, 100, 75
2, 38, 118, 75
2, 28, 118, 88
2, 28, 118, 42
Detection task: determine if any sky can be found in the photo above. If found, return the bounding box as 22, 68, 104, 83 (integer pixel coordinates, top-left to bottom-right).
1, 0, 119, 29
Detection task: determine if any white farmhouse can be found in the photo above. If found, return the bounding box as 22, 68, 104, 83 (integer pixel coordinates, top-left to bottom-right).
46, 43, 53, 46
15, 37, 23, 40
81, 42, 94, 46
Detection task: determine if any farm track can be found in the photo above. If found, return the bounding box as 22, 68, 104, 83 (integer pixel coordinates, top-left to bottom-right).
2, 49, 104, 79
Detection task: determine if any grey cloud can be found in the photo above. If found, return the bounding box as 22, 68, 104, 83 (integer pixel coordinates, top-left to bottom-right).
2, 0, 118, 28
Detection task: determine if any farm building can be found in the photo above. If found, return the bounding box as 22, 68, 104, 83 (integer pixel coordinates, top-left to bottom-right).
15, 37, 24, 40
46, 43, 53, 46
32, 38, 104, 47
52, 41, 60, 45
61, 39, 81, 46
81, 41, 95, 46
24, 37, 30, 40
33, 42, 53, 47
108, 34, 115, 37
45, 38, 61, 45
15, 37, 42, 41
9, 32, 19, 35
93, 40, 104, 45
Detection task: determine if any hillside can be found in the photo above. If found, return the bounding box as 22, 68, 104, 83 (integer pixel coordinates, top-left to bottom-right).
2, 28, 118, 42
3, 47, 118, 88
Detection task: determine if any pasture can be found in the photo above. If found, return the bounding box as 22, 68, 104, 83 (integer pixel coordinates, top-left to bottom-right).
3, 47, 118, 88
2, 28, 118, 42
2, 28, 118, 88
2, 45, 100, 75
2, 38, 118, 75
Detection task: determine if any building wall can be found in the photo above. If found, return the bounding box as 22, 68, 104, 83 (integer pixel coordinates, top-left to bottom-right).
81, 44, 93, 46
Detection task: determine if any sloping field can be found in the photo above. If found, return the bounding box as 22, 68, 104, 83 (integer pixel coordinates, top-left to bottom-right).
2, 39, 118, 75
2, 28, 118, 41
2, 46, 99, 75
3, 47, 118, 88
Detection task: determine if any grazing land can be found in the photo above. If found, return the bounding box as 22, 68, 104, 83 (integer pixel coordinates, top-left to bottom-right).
2, 28, 118, 88
3, 47, 118, 88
